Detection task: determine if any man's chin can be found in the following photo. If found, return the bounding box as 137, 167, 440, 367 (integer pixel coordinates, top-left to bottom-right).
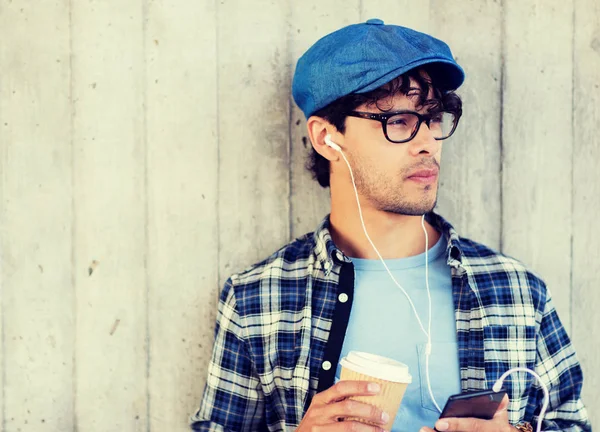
386, 193, 438, 215
381, 201, 437, 216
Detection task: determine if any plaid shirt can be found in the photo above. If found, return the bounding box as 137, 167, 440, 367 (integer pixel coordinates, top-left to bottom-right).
191, 213, 590, 432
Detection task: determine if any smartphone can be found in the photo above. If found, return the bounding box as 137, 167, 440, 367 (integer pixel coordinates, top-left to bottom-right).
438, 389, 507, 420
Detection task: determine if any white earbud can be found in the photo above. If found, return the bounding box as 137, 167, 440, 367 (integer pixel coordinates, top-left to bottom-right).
324, 134, 342, 152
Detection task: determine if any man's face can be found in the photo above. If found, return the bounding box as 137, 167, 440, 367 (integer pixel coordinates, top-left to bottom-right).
336, 77, 443, 216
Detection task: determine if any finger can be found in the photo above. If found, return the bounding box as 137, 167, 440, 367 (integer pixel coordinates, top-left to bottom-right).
493, 395, 510, 424
435, 416, 488, 432
419, 427, 436, 432
494, 395, 510, 414
316, 381, 381, 405
325, 398, 389, 425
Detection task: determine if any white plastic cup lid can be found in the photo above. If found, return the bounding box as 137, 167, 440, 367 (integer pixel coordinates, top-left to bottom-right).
340, 351, 412, 383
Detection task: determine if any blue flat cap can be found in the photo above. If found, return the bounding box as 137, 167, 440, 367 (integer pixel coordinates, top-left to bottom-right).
292, 19, 465, 118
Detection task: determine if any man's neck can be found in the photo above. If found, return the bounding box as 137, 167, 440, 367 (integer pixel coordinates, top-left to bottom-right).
329, 202, 441, 260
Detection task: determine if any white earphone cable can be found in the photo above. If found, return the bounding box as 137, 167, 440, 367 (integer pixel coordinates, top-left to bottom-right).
329, 135, 549, 421
422, 217, 442, 412
493, 368, 549, 432
337, 148, 429, 338
336, 145, 442, 412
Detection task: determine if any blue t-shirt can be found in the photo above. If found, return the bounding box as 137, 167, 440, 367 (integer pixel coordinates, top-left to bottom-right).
335, 235, 461, 432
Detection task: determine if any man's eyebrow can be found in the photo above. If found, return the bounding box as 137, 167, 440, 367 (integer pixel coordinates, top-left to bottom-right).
406, 90, 424, 100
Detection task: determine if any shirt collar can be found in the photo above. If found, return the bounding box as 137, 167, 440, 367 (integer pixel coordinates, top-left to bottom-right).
425, 212, 464, 268
313, 215, 344, 274
313, 212, 464, 273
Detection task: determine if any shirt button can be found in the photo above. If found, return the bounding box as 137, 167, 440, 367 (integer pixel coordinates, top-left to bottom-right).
322, 361, 332, 371
338, 293, 349, 303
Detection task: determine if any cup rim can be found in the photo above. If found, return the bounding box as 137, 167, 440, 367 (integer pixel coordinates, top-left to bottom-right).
340, 351, 412, 383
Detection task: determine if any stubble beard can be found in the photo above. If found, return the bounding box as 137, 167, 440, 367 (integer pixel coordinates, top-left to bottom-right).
351, 157, 439, 216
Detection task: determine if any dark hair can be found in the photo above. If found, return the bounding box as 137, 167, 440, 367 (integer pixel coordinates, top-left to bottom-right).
306, 67, 463, 188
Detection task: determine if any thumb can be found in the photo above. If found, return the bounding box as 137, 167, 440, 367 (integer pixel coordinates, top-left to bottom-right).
497, 394, 510, 412
493, 395, 510, 421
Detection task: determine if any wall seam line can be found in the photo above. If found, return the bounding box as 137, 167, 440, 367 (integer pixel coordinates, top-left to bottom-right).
216, 0, 222, 298
69, 0, 78, 429
499, 0, 506, 253
142, 0, 151, 430
569, 0, 576, 334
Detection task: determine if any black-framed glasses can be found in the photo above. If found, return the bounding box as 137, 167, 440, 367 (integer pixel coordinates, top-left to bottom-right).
346, 110, 460, 143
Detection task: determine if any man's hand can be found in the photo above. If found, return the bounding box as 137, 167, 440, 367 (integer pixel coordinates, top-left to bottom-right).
296, 380, 390, 431
420, 395, 517, 432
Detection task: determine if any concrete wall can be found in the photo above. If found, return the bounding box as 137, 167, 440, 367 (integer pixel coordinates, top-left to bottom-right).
0, 0, 598, 430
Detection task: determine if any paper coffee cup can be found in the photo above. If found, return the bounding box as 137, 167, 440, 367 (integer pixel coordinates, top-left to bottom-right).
339, 351, 412, 431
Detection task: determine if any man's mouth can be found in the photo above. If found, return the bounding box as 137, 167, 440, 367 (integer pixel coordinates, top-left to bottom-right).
406, 168, 439, 184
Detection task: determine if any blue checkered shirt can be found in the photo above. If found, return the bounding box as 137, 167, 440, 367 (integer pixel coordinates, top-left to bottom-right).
191, 213, 590, 431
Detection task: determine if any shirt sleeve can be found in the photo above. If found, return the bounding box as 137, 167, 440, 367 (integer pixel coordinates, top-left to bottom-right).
530, 290, 591, 431
190, 278, 266, 432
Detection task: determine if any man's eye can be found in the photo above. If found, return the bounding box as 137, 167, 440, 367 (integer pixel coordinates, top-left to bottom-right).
388, 114, 414, 127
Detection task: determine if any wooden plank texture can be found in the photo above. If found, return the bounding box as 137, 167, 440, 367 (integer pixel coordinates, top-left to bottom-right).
360, 0, 430, 31
289, 2, 360, 238
146, 0, 219, 430
502, 0, 574, 329
572, 0, 600, 425
0, 2, 74, 431
0, 2, 598, 431
217, 0, 291, 286
433, 0, 503, 249
71, 1, 148, 430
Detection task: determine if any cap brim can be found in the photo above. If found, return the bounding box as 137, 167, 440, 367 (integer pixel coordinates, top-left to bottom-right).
355, 58, 465, 94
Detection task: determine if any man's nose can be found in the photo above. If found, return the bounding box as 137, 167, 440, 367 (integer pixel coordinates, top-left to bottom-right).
407, 121, 440, 156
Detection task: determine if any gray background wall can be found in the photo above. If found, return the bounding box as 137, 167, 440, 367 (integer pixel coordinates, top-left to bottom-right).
0, 0, 598, 431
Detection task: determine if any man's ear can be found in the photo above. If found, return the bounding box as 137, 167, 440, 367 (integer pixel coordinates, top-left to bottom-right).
306, 116, 343, 161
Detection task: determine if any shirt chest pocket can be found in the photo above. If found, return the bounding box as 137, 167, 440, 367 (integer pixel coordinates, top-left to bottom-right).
483, 325, 537, 397
417, 342, 462, 413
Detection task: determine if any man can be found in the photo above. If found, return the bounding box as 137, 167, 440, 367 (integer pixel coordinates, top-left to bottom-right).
191, 19, 590, 432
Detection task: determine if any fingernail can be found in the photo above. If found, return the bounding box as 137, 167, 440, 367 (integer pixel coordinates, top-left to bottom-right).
419, 429, 426, 432
368, 383, 381, 393
436, 421, 449, 431
381, 411, 390, 423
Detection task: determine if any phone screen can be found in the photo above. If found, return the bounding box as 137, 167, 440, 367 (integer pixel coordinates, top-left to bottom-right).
439, 390, 507, 420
